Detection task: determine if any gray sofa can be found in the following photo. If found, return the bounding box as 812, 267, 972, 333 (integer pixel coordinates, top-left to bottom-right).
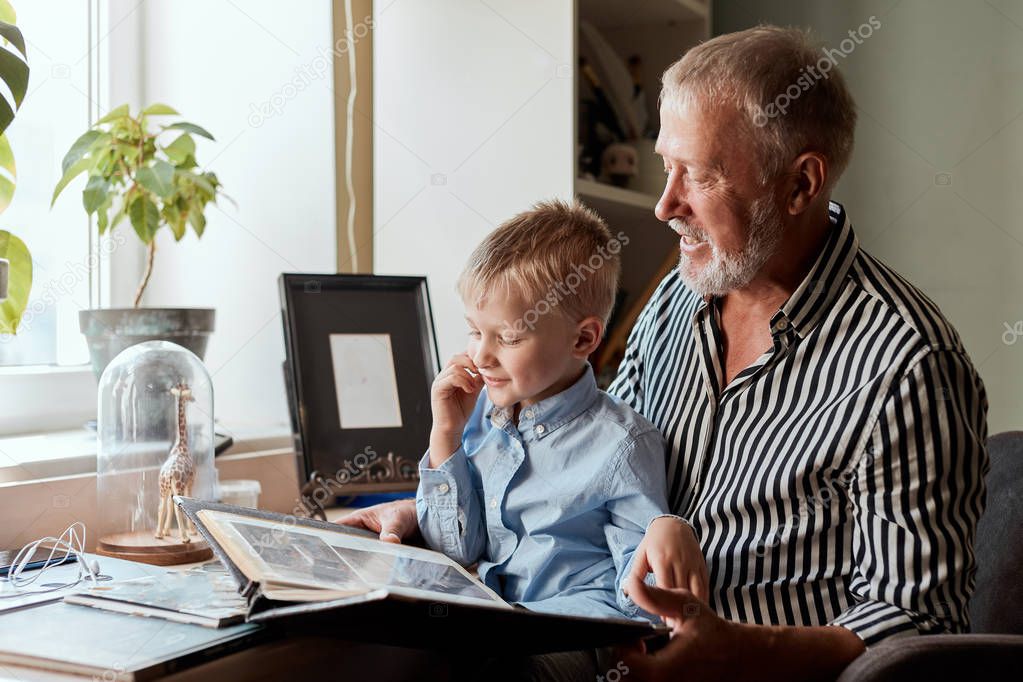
837, 431, 1023, 681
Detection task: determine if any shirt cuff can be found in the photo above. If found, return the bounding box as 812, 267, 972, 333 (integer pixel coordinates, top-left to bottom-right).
416, 447, 475, 546
418, 448, 473, 507
829, 600, 930, 646
646, 513, 696, 535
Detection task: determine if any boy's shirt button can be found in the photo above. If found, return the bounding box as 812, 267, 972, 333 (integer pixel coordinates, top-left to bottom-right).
535, 424, 546, 435
436, 483, 450, 494
490, 498, 498, 509
523, 409, 534, 419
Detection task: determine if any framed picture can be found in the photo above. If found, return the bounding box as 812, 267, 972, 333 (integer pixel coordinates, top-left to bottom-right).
279, 274, 441, 497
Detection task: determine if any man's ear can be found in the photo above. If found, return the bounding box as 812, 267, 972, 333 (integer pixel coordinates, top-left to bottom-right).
573, 316, 604, 358
784, 151, 828, 215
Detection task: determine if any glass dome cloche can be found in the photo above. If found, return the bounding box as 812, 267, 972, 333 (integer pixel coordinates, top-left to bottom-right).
96, 340, 216, 565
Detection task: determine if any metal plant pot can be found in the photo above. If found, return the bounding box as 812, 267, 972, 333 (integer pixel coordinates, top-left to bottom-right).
79, 307, 215, 379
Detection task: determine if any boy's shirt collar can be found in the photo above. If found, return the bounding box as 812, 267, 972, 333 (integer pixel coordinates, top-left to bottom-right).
486, 364, 599, 440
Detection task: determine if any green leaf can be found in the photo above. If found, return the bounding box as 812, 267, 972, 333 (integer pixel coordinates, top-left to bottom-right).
0, 229, 31, 334
61, 129, 107, 174
0, 18, 26, 58
0, 1, 16, 24
141, 103, 179, 116
188, 197, 206, 237
164, 204, 185, 241
189, 172, 216, 198
163, 133, 195, 166
50, 156, 91, 206
0, 25, 29, 135
136, 159, 175, 199
82, 174, 109, 213
117, 142, 140, 165
96, 194, 113, 235
96, 103, 130, 125
110, 200, 128, 230
164, 121, 214, 141
0, 133, 15, 214
128, 193, 159, 243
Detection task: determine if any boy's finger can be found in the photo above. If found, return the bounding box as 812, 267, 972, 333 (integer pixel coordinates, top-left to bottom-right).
627, 575, 695, 620
694, 569, 710, 602
450, 377, 475, 397
628, 550, 651, 584
652, 556, 676, 590
673, 564, 686, 593
455, 353, 479, 373
689, 571, 703, 601
457, 375, 479, 394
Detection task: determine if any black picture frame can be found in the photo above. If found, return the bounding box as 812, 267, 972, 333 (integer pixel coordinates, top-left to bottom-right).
279, 273, 441, 497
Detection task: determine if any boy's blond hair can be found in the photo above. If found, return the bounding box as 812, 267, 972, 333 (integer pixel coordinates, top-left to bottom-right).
457, 199, 624, 329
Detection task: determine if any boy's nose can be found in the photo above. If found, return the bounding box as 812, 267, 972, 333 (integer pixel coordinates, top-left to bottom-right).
472, 343, 496, 369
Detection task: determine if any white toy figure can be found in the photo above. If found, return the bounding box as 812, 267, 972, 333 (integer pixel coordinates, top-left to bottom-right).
155, 381, 197, 542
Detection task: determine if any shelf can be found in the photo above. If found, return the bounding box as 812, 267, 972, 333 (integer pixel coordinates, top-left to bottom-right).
580, 0, 709, 29
576, 178, 659, 212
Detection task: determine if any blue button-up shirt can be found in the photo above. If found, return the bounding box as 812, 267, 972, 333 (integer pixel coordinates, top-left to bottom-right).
416, 366, 671, 620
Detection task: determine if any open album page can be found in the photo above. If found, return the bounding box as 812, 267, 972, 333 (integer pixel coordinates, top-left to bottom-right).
196, 510, 510, 609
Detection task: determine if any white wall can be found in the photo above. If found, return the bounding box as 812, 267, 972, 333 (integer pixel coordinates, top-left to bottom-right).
715, 0, 1023, 435
373, 0, 575, 359
136, 1, 337, 433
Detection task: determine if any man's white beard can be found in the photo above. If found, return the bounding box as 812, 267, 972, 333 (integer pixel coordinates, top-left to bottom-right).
671, 194, 784, 297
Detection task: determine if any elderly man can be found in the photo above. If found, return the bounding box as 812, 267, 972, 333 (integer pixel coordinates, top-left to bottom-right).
342, 26, 988, 680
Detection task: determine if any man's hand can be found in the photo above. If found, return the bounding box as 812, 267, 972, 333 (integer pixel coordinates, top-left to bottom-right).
335, 498, 419, 544
628, 516, 708, 600
619, 574, 866, 682
429, 353, 484, 467
619, 576, 736, 682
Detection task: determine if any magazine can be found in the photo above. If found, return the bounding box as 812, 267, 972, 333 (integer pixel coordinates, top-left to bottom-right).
65, 568, 248, 628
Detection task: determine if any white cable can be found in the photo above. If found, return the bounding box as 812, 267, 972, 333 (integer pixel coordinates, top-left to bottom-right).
343, 0, 360, 273
0, 522, 101, 598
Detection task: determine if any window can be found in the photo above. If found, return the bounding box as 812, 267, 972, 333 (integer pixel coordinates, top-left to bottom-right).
0, 0, 106, 367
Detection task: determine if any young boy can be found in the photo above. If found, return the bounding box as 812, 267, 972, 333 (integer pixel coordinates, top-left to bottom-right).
416, 199, 698, 621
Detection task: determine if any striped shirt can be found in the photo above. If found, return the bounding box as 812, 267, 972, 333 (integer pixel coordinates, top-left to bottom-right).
608, 201, 989, 646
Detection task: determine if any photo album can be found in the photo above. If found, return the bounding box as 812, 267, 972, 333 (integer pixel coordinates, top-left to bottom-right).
175, 498, 666, 653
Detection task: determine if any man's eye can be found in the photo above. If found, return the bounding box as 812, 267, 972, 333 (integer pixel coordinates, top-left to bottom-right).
468, 330, 481, 338
500, 337, 521, 346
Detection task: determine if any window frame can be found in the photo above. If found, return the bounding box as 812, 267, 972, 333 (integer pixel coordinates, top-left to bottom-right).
0, 0, 142, 437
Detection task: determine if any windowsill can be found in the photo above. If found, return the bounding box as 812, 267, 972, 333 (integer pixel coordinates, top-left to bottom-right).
0, 364, 93, 376
0, 425, 294, 485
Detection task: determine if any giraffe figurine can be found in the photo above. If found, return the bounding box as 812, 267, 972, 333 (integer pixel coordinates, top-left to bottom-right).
155, 381, 197, 543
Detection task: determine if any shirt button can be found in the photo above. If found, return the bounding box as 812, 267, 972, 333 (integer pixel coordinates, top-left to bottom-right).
436, 483, 449, 494
523, 409, 533, 419
775, 319, 789, 331
489, 498, 498, 509
535, 424, 545, 435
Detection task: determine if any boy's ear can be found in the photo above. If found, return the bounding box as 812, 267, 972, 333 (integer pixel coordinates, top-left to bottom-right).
573, 316, 604, 358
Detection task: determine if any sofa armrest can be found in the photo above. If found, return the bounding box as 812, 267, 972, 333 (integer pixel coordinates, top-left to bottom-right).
837, 634, 1023, 682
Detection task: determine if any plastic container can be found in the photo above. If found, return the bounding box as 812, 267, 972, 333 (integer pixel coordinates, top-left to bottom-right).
218, 479, 262, 509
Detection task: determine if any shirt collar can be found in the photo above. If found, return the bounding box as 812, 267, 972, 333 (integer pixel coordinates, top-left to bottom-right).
771, 201, 859, 340
487, 364, 599, 439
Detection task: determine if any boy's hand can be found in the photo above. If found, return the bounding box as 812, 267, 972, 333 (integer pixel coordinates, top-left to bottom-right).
628, 516, 709, 601
429, 353, 484, 467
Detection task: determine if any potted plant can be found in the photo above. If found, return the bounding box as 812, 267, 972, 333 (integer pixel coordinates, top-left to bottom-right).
51, 103, 227, 378
0, 2, 31, 335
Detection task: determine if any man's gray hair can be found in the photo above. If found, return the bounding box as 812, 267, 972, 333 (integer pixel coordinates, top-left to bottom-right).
661, 25, 857, 187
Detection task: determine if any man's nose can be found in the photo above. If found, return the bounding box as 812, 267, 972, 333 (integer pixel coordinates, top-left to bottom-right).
655, 174, 692, 223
